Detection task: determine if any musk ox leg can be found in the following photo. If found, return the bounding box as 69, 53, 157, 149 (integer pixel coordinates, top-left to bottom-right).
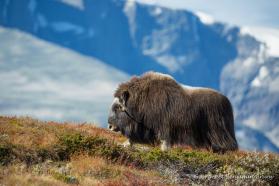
122, 139, 133, 148
160, 140, 170, 151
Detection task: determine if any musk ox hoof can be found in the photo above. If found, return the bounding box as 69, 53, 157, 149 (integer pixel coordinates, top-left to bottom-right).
160, 140, 170, 151
122, 139, 132, 148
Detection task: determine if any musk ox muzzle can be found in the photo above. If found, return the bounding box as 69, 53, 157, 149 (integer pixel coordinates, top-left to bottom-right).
108, 123, 120, 132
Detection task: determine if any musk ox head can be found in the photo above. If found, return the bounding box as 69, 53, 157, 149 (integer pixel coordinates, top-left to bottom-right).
107, 91, 130, 133
107, 89, 156, 143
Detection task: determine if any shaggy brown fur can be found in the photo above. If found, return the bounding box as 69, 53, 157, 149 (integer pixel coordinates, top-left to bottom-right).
108, 72, 238, 152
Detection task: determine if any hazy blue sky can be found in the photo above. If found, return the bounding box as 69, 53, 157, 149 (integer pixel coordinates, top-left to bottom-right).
137, 0, 279, 29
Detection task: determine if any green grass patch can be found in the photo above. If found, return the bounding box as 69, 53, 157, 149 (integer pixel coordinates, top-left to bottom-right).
51, 171, 79, 184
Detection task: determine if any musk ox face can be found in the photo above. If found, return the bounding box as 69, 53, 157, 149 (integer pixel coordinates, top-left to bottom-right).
107, 91, 133, 134
108, 98, 126, 132
107, 91, 157, 143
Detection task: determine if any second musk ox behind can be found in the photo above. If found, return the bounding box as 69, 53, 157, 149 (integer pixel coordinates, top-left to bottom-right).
108, 72, 238, 152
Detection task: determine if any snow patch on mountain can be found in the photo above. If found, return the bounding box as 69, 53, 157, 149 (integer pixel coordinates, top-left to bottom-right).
241, 26, 279, 57
60, 0, 84, 10
251, 66, 269, 87
138, 6, 199, 73
123, 0, 137, 43
153, 7, 163, 16
51, 22, 84, 34
195, 11, 215, 25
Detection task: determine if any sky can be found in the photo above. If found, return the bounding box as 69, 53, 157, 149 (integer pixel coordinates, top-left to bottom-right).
136, 0, 279, 29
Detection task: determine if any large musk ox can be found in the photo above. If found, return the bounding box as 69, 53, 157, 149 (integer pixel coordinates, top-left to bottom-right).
108, 72, 238, 152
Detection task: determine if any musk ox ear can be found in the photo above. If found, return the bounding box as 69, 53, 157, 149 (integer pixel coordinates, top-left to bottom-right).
121, 90, 130, 106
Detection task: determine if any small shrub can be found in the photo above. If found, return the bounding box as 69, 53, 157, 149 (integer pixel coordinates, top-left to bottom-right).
58, 133, 107, 154
0, 144, 13, 165
91, 167, 121, 180
51, 170, 79, 184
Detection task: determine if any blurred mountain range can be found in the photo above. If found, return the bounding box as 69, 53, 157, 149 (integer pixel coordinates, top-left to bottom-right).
0, 0, 278, 152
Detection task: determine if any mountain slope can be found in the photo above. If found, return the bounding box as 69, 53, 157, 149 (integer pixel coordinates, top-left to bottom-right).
221, 37, 279, 148
0, 0, 239, 89
0, 26, 128, 125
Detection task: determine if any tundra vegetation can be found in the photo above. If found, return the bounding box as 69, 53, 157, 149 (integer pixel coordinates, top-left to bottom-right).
0, 116, 278, 185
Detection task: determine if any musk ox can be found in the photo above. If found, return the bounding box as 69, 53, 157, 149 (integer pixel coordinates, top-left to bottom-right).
108, 72, 238, 152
